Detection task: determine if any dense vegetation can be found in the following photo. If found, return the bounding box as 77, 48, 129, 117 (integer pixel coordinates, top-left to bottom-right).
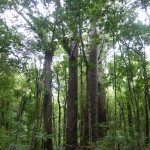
0, 0, 150, 149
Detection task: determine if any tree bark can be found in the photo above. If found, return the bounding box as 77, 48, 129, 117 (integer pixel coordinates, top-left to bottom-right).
127, 100, 133, 137
63, 65, 67, 146
89, 25, 98, 142
43, 51, 53, 150
142, 57, 150, 110
57, 72, 61, 146
31, 68, 45, 150
82, 67, 90, 148
66, 39, 78, 150
127, 48, 141, 149
80, 49, 84, 144
53, 97, 57, 146
145, 89, 149, 145
98, 64, 106, 138
79, 20, 90, 148
142, 51, 149, 145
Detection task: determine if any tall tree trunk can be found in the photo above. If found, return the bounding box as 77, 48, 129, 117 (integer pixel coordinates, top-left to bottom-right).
127, 48, 141, 149
118, 84, 126, 133
145, 89, 149, 145
127, 100, 133, 137
89, 25, 98, 142
66, 39, 78, 150
63, 66, 67, 146
142, 51, 149, 145
63, 97, 67, 146
53, 97, 57, 146
82, 67, 90, 148
57, 72, 61, 146
43, 51, 53, 150
141, 56, 150, 110
15, 95, 26, 143
80, 50, 84, 144
79, 20, 90, 147
98, 64, 106, 138
125, 45, 150, 110
31, 69, 45, 150
120, 47, 137, 121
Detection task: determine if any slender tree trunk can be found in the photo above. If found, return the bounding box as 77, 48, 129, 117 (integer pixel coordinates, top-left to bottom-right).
113, 40, 117, 149
43, 51, 53, 150
53, 97, 57, 146
15, 95, 26, 143
80, 50, 84, 144
145, 89, 149, 145
129, 46, 150, 110
142, 51, 149, 145
31, 69, 45, 150
63, 66, 67, 146
118, 85, 126, 133
127, 100, 133, 137
63, 97, 67, 145
120, 47, 137, 120
113, 34, 117, 136
107, 98, 109, 120
127, 49, 141, 149
66, 39, 78, 150
57, 73, 61, 146
141, 57, 150, 110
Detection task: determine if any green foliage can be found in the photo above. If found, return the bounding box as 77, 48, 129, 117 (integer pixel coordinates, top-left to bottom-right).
36, 132, 54, 142
0, 0, 150, 149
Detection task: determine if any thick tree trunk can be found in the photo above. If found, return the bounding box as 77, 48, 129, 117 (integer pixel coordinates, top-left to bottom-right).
89, 25, 98, 142
98, 64, 106, 138
66, 40, 78, 150
43, 51, 53, 150
82, 67, 90, 148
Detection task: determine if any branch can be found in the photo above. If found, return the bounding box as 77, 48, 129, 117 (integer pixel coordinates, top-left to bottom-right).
79, 25, 89, 68
15, 9, 36, 32
122, 39, 141, 56
70, 41, 78, 58
49, 0, 61, 52
98, 34, 105, 61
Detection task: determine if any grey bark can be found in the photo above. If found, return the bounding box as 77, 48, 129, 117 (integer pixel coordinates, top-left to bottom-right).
66, 39, 78, 150
89, 25, 98, 142
43, 51, 53, 150
98, 63, 106, 138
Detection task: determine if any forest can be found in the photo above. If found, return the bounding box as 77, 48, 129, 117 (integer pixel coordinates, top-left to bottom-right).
0, 0, 150, 150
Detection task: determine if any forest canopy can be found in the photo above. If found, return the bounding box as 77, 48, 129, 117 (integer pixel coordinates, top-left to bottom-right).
0, 0, 150, 150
